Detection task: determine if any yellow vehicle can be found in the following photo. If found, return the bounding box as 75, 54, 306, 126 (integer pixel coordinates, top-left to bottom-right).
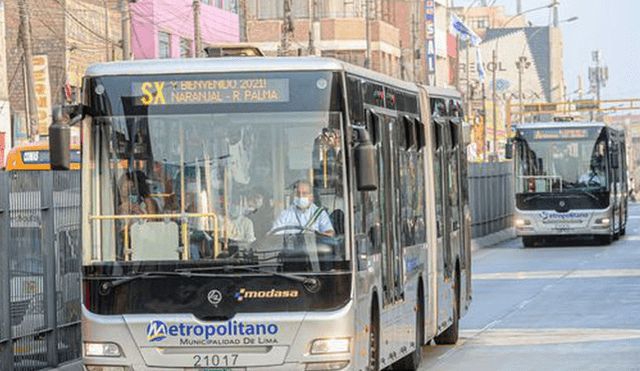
5, 142, 81, 171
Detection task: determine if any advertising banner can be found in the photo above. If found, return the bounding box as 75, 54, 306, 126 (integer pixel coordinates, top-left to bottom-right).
32, 55, 52, 136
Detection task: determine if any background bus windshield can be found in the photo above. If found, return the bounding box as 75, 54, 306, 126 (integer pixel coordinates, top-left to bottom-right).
515, 127, 607, 193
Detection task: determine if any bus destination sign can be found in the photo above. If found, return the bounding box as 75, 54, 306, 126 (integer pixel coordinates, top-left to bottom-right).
531, 128, 592, 140
132, 78, 290, 105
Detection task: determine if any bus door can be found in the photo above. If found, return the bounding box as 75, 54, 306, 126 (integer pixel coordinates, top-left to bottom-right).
445, 118, 461, 277
379, 112, 403, 306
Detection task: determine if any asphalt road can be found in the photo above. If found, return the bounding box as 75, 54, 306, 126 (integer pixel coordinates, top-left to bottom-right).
418, 202, 640, 371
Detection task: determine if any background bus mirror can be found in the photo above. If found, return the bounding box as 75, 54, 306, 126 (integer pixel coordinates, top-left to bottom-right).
537, 158, 543, 174
611, 152, 619, 168
353, 127, 377, 191
49, 123, 70, 170
505, 138, 514, 159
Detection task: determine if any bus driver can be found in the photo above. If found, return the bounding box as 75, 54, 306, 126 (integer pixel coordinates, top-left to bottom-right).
271, 181, 334, 237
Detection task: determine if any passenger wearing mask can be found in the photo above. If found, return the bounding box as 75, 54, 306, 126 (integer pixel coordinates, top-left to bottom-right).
271, 181, 334, 236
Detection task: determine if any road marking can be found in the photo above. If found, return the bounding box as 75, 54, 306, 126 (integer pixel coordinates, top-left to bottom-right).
460, 328, 640, 346
624, 235, 640, 240
474, 269, 640, 280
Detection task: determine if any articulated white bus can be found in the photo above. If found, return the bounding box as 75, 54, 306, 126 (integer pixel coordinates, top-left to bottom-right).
50, 56, 471, 370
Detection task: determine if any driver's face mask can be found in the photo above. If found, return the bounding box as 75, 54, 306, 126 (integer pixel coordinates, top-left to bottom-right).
293, 197, 311, 209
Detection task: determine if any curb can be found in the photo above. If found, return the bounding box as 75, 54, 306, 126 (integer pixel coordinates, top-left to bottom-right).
471, 227, 517, 251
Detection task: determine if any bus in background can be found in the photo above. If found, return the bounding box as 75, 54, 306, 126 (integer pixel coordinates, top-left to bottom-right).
5, 141, 81, 171
506, 121, 628, 246
49, 56, 471, 371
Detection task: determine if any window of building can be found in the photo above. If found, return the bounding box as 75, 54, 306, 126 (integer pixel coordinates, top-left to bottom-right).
201, 0, 212, 6
180, 38, 192, 58
215, 0, 223, 8
470, 16, 488, 29
159, 31, 171, 58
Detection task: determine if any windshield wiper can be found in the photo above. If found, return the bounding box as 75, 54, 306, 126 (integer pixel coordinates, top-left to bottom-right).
95, 271, 192, 295
575, 189, 598, 200
523, 194, 544, 202
176, 265, 321, 293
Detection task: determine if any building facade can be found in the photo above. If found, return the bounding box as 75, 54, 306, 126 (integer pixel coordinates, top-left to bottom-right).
131, 0, 239, 60
244, 0, 456, 87
453, 6, 566, 161
1, 0, 239, 165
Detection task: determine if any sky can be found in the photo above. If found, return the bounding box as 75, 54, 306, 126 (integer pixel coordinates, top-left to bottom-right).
453, 0, 640, 102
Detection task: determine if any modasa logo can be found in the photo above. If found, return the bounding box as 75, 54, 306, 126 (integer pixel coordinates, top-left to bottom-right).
146, 320, 279, 342
235, 288, 299, 302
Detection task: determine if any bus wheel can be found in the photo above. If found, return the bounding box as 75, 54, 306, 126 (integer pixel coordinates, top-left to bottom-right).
434, 278, 459, 345
597, 234, 613, 245
368, 304, 380, 371
395, 289, 424, 370
522, 237, 535, 248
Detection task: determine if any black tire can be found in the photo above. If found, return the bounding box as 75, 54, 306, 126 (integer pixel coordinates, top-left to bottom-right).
368, 303, 380, 371
394, 288, 424, 370
434, 277, 459, 345
597, 234, 613, 245
522, 236, 535, 248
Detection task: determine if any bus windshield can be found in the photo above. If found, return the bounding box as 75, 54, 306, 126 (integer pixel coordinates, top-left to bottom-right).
514, 126, 608, 193
88, 110, 347, 272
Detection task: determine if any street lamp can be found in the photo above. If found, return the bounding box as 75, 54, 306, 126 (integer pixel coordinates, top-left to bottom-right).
489, 0, 559, 162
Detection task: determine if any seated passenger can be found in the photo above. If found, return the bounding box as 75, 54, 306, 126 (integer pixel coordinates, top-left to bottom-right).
118, 171, 160, 216
271, 181, 334, 237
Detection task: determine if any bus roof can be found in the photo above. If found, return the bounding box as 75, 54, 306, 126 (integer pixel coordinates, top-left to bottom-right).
84, 56, 421, 93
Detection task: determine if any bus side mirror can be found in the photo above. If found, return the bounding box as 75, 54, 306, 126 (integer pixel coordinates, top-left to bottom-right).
353, 127, 377, 191
611, 143, 620, 168
612, 152, 619, 168
49, 105, 83, 170
505, 138, 514, 159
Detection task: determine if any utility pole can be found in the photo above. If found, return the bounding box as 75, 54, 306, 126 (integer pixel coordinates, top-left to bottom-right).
193, 0, 203, 57
104, 0, 110, 61
516, 56, 530, 124
239, 0, 247, 42
411, 12, 416, 81
308, 0, 318, 56
121, 0, 132, 60
279, 0, 294, 56
491, 49, 497, 161
589, 50, 608, 120
364, 0, 371, 68
19, 0, 38, 141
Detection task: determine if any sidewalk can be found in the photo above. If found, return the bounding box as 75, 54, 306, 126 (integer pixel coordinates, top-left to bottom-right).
471, 227, 517, 251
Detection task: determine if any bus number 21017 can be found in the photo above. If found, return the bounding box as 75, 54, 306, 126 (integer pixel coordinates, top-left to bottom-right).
193, 354, 239, 368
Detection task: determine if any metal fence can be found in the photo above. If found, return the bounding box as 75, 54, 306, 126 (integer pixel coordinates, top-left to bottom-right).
0, 171, 82, 371
468, 161, 515, 239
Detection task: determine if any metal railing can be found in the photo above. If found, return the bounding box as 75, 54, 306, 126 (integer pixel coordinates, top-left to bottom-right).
468, 161, 515, 238
0, 171, 82, 371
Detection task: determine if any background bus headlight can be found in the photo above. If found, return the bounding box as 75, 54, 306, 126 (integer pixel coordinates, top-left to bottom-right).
595, 218, 610, 226
85, 367, 129, 371
310, 338, 350, 354
84, 342, 123, 357
515, 219, 532, 227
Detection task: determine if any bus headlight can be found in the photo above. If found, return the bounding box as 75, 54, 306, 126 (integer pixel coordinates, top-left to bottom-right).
85, 367, 129, 371
515, 218, 532, 227
84, 342, 123, 357
595, 218, 610, 226
310, 338, 350, 354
